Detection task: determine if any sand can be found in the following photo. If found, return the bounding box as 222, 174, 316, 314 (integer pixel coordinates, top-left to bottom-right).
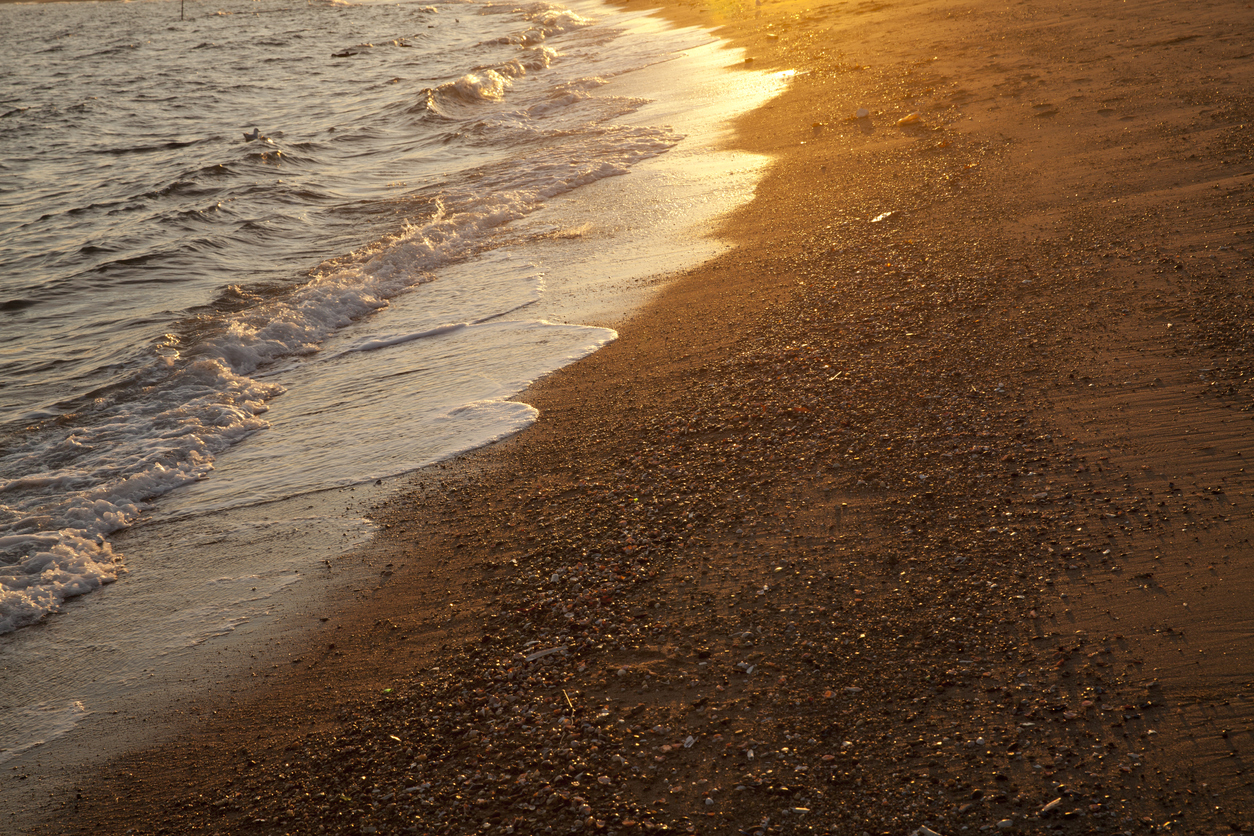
10, 0, 1253, 833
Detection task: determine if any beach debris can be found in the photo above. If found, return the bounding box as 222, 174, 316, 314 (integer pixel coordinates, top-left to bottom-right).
871, 211, 895, 223
897, 111, 923, 125
1041, 797, 1064, 815
856, 107, 870, 118
910, 826, 945, 836
523, 645, 567, 662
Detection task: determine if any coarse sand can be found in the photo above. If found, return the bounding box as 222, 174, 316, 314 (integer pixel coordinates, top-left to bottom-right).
11, 0, 1253, 834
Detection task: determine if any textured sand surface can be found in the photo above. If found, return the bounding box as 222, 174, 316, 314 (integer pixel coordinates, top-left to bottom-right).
10, 0, 1252, 833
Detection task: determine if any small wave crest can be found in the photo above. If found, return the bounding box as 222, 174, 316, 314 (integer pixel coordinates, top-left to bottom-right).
339, 322, 468, 355
438, 69, 512, 104
416, 5, 571, 118
419, 45, 556, 116
482, 7, 591, 46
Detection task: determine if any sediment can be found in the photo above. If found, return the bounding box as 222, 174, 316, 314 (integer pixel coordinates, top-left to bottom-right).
26, 0, 1253, 834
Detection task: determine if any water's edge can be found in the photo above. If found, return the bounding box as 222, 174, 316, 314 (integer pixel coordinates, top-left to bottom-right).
0, 5, 787, 827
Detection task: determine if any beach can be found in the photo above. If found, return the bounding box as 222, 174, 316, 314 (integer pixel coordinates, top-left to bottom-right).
14, 0, 1254, 833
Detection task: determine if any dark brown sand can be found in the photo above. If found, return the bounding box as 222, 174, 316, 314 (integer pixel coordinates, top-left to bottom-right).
17, 0, 1253, 834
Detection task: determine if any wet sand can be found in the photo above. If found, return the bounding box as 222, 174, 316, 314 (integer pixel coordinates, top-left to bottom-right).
15, 0, 1254, 833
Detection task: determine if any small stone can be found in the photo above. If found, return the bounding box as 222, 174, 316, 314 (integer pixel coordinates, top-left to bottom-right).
523, 645, 567, 662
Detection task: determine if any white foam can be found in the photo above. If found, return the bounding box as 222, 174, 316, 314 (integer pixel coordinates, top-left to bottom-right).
155, 313, 614, 519
0, 496, 378, 813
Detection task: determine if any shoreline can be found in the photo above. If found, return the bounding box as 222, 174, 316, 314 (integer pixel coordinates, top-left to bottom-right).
1, 4, 780, 828
18, 0, 1254, 833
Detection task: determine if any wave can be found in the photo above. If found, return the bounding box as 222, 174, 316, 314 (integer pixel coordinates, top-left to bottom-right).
0, 0, 736, 637
89, 138, 212, 157
417, 46, 558, 116
0, 102, 679, 633
412, 3, 582, 118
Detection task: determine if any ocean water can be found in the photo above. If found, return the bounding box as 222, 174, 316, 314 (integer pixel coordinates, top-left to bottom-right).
0, 0, 785, 796
0, 0, 786, 634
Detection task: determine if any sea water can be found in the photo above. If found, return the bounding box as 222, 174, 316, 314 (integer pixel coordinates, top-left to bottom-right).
0, 0, 785, 810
